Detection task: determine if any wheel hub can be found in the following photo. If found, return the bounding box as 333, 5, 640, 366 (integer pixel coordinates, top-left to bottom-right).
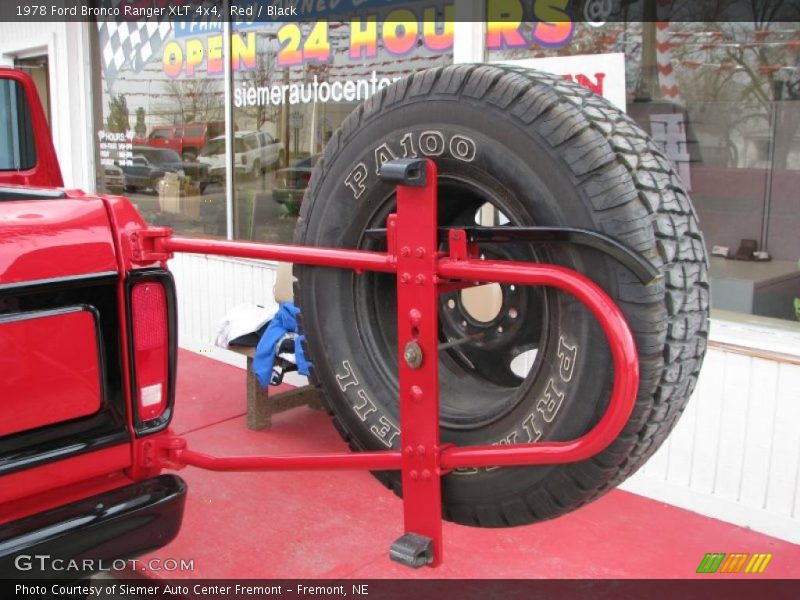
441, 280, 528, 352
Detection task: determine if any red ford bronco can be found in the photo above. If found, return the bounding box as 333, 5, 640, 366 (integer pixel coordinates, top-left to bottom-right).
0, 68, 185, 579
141, 122, 225, 160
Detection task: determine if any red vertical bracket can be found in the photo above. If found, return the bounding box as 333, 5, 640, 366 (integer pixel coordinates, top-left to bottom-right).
381, 158, 443, 568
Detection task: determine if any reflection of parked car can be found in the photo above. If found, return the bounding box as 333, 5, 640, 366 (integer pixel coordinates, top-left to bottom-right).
102, 164, 125, 194
140, 122, 225, 160
272, 154, 321, 214
121, 147, 210, 193
198, 131, 284, 181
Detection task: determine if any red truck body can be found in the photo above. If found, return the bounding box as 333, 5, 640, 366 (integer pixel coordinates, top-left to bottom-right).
139, 122, 225, 159
0, 69, 62, 188
0, 68, 184, 578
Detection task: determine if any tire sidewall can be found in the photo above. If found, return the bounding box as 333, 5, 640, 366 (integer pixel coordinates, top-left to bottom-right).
298, 99, 627, 498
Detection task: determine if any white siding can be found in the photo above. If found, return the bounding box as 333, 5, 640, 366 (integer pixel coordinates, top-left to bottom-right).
169, 253, 278, 369
622, 344, 800, 543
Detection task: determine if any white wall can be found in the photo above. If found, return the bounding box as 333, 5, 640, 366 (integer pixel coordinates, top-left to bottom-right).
621, 339, 800, 544
0, 22, 95, 191
169, 253, 278, 369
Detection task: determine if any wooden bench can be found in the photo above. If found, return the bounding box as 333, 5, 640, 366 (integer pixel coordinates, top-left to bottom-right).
230, 346, 323, 430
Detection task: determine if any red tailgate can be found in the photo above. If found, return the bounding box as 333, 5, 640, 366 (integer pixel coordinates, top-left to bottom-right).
0, 308, 102, 436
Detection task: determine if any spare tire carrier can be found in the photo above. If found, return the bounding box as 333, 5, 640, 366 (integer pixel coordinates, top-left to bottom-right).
133, 157, 642, 569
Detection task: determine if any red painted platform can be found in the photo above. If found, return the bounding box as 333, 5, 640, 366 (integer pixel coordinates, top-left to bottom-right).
140, 350, 800, 579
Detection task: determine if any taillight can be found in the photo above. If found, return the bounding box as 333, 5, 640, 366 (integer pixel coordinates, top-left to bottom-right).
131, 281, 169, 421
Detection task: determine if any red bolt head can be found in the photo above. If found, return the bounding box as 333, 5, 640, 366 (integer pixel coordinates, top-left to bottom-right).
421, 469, 432, 480
400, 273, 411, 283
409, 470, 419, 481
410, 385, 423, 402
404, 446, 414, 457
400, 246, 411, 257
415, 274, 426, 285
409, 309, 422, 326
416, 445, 426, 456
415, 247, 426, 258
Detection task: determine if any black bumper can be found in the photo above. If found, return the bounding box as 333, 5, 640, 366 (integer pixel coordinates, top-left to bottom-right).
0, 475, 186, 579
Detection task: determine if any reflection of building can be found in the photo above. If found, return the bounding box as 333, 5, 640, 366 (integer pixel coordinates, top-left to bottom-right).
1, 14, 798, 547
649, 113, 692, 189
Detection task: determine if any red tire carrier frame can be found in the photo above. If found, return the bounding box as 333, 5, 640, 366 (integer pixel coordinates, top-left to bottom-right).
130, 159, 641, 568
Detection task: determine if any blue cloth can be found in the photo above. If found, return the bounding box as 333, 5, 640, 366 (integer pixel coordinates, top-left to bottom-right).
253, 302, 311, 387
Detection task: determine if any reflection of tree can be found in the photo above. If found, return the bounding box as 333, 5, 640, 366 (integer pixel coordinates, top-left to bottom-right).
667, 1, 800, 169
106, 94, 130, 133
239, 48, 279, 130
134, 107, 146, 137
158, 78, 224, 124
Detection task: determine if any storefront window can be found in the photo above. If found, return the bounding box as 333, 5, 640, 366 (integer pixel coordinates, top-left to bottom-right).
91, 8, 453, 245
93, 21, 225, 236
488, 14, 800, 323
230, 11, 453, 243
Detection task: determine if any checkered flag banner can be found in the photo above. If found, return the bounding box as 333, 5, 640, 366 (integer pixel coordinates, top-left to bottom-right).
97, 2, 172, 90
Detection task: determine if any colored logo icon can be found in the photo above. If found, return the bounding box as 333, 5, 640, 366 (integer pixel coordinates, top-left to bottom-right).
697, 553, 773, 574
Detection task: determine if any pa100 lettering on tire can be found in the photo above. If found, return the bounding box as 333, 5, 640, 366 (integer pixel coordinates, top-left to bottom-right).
294, 64, 709, 528
344, 131, 477, 199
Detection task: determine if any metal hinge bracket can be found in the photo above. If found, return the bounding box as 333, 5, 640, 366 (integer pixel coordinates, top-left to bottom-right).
136, 432, 187, 472
127, 227, 174, 263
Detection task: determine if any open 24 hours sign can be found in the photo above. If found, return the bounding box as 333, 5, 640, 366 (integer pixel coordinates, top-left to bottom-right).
162, 0, 577, 77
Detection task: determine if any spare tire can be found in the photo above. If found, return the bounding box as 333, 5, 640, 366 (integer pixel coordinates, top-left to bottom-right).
293, 64, 709, 527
